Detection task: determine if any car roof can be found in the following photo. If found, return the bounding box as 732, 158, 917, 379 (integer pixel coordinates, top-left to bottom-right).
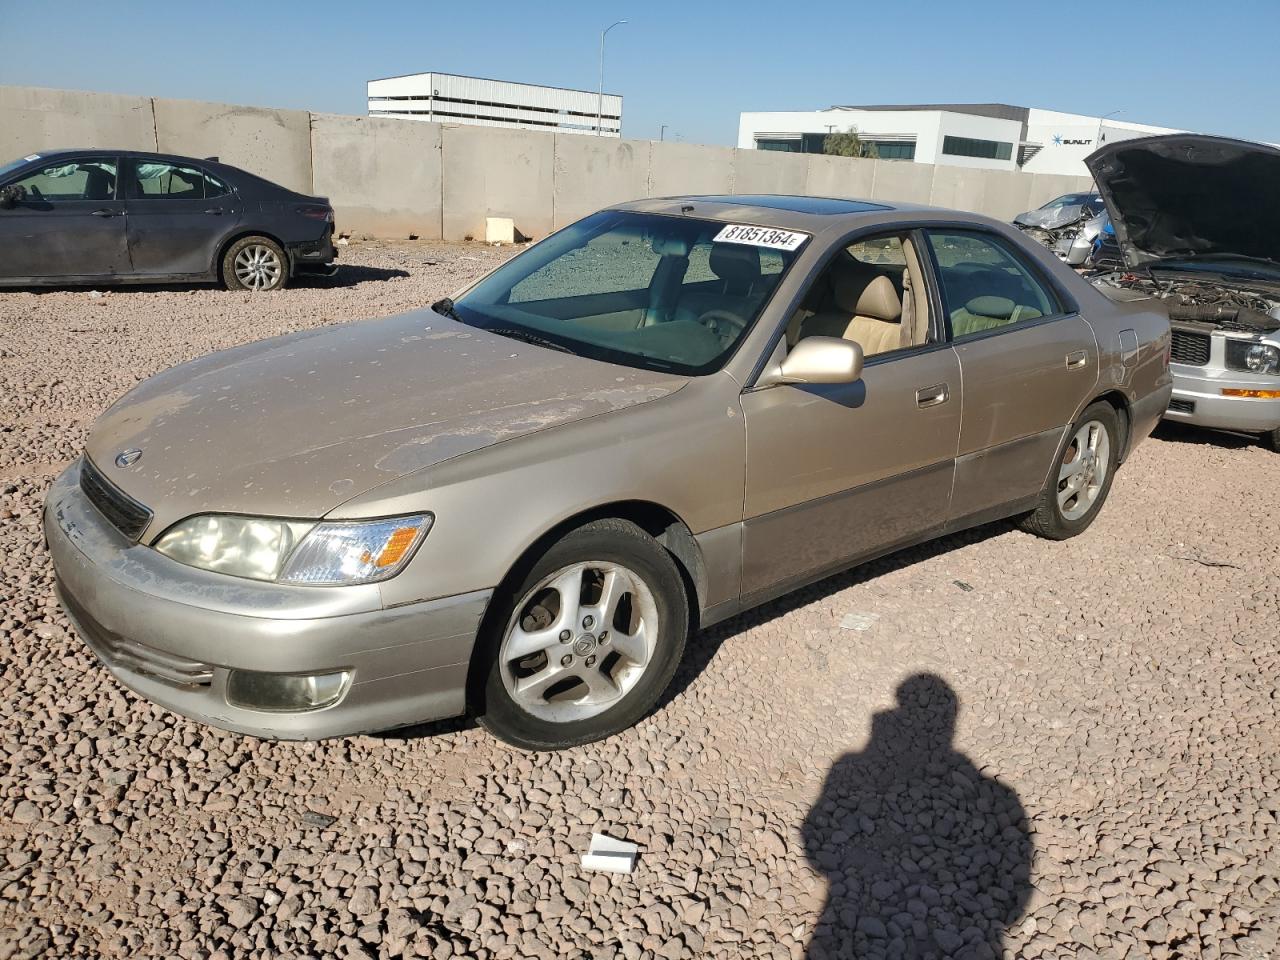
609, 194, 996, 233
17, 147, 231, 166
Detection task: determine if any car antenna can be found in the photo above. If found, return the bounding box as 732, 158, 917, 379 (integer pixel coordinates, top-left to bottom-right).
203, 156, 219, 162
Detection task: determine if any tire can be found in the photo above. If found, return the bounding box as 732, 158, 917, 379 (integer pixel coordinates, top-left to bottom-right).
475, 518, 688, 750
222, 236, 288, 292
1020, 401, 1120, 540
1265, 426, 1280, 453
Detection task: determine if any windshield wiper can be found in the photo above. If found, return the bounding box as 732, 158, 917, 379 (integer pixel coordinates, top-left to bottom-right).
485, 326, 573, 354
431, 297, 462, 321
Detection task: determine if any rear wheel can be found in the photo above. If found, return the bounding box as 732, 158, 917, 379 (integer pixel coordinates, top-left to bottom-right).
1021, 401, 1119, 540
222, 236, 287, 292
476, 519, 688, 750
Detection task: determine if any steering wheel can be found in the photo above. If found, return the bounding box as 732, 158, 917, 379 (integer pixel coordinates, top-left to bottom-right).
695, 309, 747, 345
28, 184, 42, 200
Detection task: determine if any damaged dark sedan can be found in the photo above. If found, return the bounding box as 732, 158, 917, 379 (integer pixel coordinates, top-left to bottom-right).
0, 149, 336, 291
1088, 135, 1280, 451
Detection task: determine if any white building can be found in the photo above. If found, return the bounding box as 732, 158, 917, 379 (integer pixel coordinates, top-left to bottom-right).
368, 72, 623, 137
738, 104, 1184, 177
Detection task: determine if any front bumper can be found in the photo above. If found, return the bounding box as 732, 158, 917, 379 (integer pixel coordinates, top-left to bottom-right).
44, 466, 490, 739
1165, 363, 1280, 432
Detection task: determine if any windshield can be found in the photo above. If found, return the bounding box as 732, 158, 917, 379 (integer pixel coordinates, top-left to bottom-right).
451, 211, 806, 375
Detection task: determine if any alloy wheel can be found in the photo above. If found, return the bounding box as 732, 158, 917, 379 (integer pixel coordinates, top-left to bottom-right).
498, 561, 658, 723
1057, 419, 1110, 521
233, 243, 283, 291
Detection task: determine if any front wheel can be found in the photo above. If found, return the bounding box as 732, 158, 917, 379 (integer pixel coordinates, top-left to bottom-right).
1265, 426, 1280, 453
475, 519, 688, 750
222, 236, 288, 292
1020, 401, 1120, 540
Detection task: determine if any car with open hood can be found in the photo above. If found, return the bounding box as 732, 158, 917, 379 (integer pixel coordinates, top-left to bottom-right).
1088, 135, 1280, 450
45, 195, 1172, 750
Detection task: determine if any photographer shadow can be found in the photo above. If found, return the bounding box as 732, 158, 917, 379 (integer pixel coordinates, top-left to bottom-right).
803, 674, 1033, 959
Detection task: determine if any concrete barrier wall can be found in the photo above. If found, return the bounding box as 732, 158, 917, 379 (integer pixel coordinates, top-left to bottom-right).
311, 113, 442, 240
2, 86, 1096, 242
0, 87, 157, 159
152, 97, 314, 194
441, 125, 554, 241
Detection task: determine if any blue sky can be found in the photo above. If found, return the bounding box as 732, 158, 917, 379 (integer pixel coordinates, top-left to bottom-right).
3, 0, 1278, 146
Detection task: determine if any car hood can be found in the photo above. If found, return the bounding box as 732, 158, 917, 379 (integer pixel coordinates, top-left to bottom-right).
86, 310, 685, 531
1013, 203, 1090, 231
1086, 134, 1280, 269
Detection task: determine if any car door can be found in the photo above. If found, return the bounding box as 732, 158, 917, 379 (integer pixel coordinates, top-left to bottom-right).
925, 228, 1099, 524
739, 231, 962, 600
0, 156, 128, 280
124, 159, 242, 277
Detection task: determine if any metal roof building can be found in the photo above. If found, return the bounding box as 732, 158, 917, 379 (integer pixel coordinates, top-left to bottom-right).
368, 72, 623, 137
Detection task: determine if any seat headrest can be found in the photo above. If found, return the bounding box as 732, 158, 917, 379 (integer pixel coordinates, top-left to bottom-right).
830, 261, 878, 313
709, 244, 761, 293
855, 275, 902, 322
966, 295, 1015, 319
650, 235, 691, 257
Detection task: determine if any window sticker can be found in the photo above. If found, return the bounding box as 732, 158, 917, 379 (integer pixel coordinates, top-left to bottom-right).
713, 224, 809, 251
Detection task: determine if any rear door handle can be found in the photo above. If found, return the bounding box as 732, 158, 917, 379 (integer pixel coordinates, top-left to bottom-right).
1066, 350, 1089, 369
915, 383, 949, 408
90, 208, 118, 218
204, 207, 224, 215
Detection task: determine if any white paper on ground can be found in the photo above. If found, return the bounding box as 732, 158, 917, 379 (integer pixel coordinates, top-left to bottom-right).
580, 832, 638, 873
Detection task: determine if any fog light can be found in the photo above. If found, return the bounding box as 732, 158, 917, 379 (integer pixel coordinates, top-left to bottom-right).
226, 670, 351, 712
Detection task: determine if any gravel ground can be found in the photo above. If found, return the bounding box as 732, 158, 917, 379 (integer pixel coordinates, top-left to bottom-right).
1, 242, 1278, 960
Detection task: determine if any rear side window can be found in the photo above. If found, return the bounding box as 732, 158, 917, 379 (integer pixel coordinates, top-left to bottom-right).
10, 159, 117, 202
927, 230, 1061, 340
133, 162, 220, 200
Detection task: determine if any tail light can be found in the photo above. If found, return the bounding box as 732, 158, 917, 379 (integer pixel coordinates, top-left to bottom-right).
297, 204, 334, 222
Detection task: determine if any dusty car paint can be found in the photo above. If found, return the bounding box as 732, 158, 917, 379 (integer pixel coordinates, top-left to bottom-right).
47, 196, 1173, 739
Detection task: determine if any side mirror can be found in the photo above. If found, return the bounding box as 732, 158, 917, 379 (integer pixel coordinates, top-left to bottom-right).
0, 184, 25, 209
757, 336, 864, 388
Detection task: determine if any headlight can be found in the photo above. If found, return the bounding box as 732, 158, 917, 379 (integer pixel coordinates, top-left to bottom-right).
279, 516, 432, 585
154, 513, 431, 585
1246, 343, 1280, 374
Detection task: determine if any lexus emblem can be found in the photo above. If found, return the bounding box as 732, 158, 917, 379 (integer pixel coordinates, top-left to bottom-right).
114, 448, 143, 468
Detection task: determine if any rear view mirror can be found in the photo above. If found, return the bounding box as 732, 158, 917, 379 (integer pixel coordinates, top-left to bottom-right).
0, 184, 26, 209
757, 336, 864, 388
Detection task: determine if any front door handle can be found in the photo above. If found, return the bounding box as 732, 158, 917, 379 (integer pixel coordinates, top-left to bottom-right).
90, 208, 118, 218
1066, 350, 1089, 369
915, 383, 950, 408
204, 207, 224, 215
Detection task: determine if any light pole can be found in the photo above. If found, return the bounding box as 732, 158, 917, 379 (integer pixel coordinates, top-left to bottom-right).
660, 124, 667, 141
1096, 109, 1122, 146
597, 19, 628, 136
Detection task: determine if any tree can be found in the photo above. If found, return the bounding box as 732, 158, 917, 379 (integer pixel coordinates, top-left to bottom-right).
823, 127, 878, 160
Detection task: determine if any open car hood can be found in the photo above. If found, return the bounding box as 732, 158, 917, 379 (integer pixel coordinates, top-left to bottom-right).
1086, 134, 1280, 269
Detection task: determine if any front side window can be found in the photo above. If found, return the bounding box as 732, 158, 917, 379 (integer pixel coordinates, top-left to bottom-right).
786, 233, 934, 359
927, 230, 1060, 339
133, 162, 212, 200
10, 158, 117, 202
454, 211, 806, 375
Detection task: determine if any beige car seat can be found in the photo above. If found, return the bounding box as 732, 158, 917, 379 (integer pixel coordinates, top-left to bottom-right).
791, 263, 904, 357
